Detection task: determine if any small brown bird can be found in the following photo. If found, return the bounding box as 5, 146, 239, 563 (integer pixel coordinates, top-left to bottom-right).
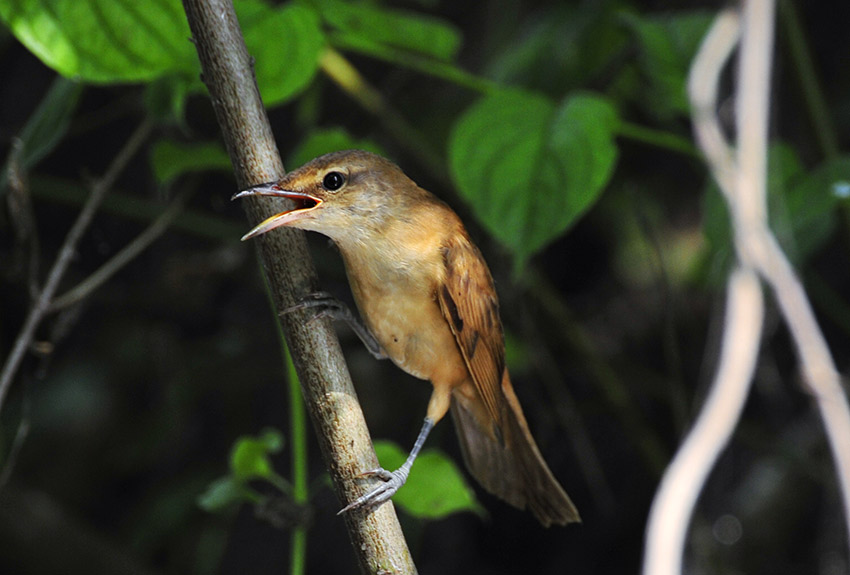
234, 150, 579, 526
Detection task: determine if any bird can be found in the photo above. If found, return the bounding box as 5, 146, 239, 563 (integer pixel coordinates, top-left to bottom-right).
233, 149, 579, 526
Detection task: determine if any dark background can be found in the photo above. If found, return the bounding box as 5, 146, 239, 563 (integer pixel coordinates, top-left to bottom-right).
1, 0, 849, 574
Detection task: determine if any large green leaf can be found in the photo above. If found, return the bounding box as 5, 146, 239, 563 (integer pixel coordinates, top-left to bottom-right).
317, 0, 460, 62
486, 4, 628, 98
621, 10, 713, 119
243, 3, 325, 106
449, 89, 619, 266
0, 0, 196, 82
373, 440, 483, 519
0, 0, 324, 101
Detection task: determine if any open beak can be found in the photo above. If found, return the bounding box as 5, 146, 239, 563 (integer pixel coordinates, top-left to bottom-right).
232, 183, 322, 241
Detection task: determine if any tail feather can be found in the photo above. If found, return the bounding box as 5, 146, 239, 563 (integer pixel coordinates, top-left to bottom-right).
450, 373, 580, 527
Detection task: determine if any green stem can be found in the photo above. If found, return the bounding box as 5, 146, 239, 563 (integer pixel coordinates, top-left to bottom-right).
329, 35, 498, 95
319, 47, 449, 184
284, 341, 308, 575
778, 0, 839, 160
617, 121, 699, 158
261, 265, 309, 575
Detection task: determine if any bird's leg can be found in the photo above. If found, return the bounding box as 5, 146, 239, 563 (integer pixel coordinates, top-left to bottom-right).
282, 291, 387, 360
338, 417, 435, 515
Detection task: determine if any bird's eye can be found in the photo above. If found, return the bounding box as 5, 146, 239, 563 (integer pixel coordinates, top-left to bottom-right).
322, 171, 346, 191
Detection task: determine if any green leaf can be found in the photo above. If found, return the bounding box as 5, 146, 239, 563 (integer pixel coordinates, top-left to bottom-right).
243, 3, 326, 106
1, 77, 81, 201
374, 441, 483, 519
287, 128, 384, 170
318, 0, 461, 62
449, 89, 619, 266
257, 428, 285, 451
486, 4, 628, 98
621, 10, 712, 119
144, 75, 198, 126
0, 0, 196, 83
701, 146, 849, 280
14, 76, 83, 170
782, 156, 850, 259
197, 476, 260, 512
229, 429, 284, 481
149, 140, 231, 185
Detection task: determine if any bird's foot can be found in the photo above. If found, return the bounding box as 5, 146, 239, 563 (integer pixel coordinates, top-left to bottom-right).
281, 291, 341, 321
337, 466, 410, 515
282, 292, 387, 360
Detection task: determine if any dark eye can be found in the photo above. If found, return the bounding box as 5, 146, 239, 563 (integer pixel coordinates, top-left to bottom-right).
322, 171, 345, 191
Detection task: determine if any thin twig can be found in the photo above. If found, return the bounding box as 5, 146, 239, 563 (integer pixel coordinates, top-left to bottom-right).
0, 119, 154, 412
0, 382, 31, 489
6, 138, 41, 301
734, 0, 773, 232
48, 189, 190, 313
688, 11, 741, 199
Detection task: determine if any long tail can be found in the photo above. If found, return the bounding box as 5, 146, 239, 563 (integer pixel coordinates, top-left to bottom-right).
450, 371, 580, 527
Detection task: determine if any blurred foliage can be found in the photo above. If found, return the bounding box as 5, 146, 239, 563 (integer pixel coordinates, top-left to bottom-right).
150, 140, 232, 185
198, 428, 289, 513
1, 0, 850, 574
0, 0, 197, 82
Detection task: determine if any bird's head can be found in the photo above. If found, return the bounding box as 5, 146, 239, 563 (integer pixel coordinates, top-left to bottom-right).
233, 150, 420, 243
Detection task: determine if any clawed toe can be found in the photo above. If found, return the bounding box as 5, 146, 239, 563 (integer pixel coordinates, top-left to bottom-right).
359, 467, 394, 481
281, 292, 341, 317
337, 467, 408, 515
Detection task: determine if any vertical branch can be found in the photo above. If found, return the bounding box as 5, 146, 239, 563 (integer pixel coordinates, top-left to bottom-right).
736, 0, 850, 556
734, 0, 774, 232
179, 1, 416, 573
644, 1, 850, 572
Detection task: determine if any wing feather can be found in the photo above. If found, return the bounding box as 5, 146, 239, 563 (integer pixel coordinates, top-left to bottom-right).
437, 234, 507, 432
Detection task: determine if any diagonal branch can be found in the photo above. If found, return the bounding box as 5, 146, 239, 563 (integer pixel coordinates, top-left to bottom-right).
0, 119, 154, 412
47, 189, 190, 313
179, 1, 416, 573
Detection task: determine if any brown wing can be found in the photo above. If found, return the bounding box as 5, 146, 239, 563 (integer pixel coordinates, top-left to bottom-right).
437, 232, 507, 433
